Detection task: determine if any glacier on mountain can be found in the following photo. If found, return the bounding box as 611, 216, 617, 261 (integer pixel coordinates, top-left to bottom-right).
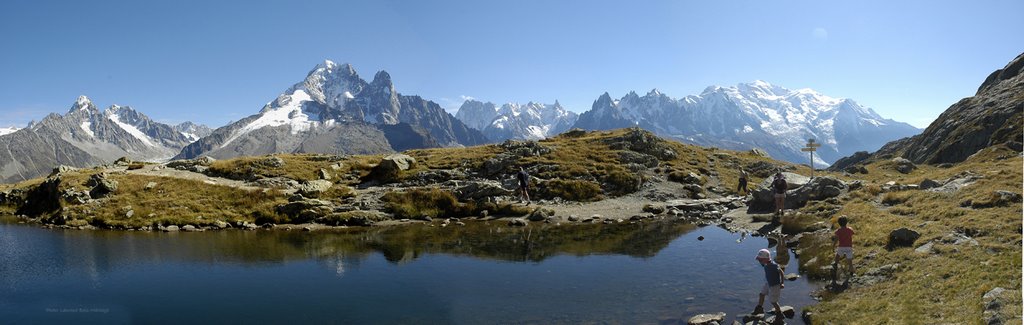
455, 100, 578, 141
572, 81, 921, 165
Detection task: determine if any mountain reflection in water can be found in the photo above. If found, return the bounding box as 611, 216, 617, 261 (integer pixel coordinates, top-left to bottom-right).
0, 217, 816, 324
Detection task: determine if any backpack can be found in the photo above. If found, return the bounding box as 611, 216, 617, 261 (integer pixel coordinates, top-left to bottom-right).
772, 178, 787, 193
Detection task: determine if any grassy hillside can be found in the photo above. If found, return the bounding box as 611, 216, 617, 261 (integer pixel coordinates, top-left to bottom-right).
0, 127, 1019, 323
795, 146, 1022, 323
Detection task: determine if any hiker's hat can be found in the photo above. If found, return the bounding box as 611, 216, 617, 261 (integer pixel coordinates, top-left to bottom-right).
756, 248, 771, 260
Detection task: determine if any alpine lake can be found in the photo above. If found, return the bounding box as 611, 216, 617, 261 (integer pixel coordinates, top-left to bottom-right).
0, 216, 819, 324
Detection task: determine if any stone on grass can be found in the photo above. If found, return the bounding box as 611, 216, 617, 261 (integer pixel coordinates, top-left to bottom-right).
888, 228, 921, 248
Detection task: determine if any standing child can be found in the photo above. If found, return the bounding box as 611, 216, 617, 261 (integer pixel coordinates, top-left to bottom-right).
833, 215, 855, 285
754, 249, 785, 323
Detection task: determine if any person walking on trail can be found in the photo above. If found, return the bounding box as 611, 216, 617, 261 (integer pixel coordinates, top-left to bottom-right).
753, 248, 785, 323
516, 167, 531, 205
771, 172, 787, 217
737, 168, 749, 194
832, 215, 856, 286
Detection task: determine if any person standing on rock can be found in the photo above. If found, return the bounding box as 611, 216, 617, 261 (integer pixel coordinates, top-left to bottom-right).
737, 168, 749, 194
516, 167, 531, 206
754, 248, 785, 322
771, 172, 787, 217
832, 215, 855, 286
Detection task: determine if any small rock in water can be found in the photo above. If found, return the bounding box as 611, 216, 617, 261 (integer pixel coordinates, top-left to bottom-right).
181, 225, 197, 232
508, 218, 528, 227
697, 236, 704, 241
779, 305, 795, 319
687, 312, 725, 325
302, 227, 312, 231
568, 215, 580, 222
785, 273, 800, 281
164, 225, 180, 232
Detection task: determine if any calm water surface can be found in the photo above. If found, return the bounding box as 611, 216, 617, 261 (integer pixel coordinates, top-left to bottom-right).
0, 218, 818, 324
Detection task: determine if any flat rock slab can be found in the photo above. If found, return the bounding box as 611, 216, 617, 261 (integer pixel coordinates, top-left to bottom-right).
688, 312, 726, 325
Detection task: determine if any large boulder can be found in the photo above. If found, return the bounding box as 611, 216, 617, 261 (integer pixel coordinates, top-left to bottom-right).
49, 165, 78, 177
604, 128, 678, 160
499, 140, 552, 157
380, 154, 415, 172
261, 156, 286, 168
87, 173, 119, 199
618, 151, 659, 168
297, 180, 333, 198
456, 180, 512, 201
784, 176, 847, 207
888, 228, 921, 249
749, 148, 771, 158
747, 172, 810, 212
367, 154, 416, 183
16, 176, 63, 216
919, 179, 941, 190
166, 156, 216, 173
276, 199, 332, 217
892, 157, 917, 174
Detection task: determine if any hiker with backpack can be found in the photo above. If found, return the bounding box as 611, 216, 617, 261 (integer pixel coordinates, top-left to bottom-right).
516, 167, 531, 205
771, 172, 787, 217
737, 168, 749, 194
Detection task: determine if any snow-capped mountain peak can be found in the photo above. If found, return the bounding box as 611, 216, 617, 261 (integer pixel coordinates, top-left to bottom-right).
69, 95, 97, 113
455, 100, 499, 131
455, 98, 579, 141
0, 96, 207, 182
175, 60, 488, 160
571, 81, 921, 165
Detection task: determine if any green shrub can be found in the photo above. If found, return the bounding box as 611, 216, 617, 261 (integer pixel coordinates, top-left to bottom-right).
604, 169, 641, 196
539, 179, 603, 202
382, 188, 472, 219
881, 191, 913, 206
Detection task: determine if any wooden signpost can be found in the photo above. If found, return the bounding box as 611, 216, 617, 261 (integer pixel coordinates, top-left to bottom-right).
802, 138, 821, 178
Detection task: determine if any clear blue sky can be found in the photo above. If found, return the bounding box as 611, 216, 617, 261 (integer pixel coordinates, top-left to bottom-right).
1, 0, 1021, 129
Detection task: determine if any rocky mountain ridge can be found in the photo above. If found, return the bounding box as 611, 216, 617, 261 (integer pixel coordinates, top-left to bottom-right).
455, 100, 578, 141
830, 52, 1024, 170
175, 60, 487, 160
0, 96, 210, 183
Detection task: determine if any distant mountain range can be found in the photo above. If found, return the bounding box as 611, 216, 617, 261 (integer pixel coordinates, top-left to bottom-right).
575, 82, 921, 165
175, 60, 487, 160
455, 100, 578, 141
0, 96, 212, 183
1, 59, 929, 183
457, 82, 921, 166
